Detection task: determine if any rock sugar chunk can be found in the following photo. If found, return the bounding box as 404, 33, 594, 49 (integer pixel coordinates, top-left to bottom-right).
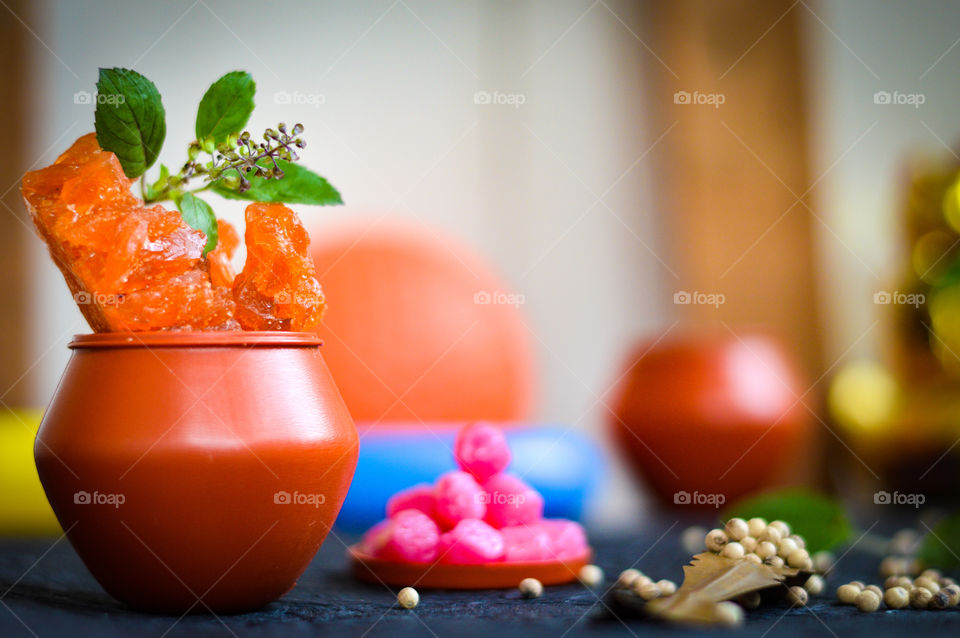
454, 422, 511, 482
207, 219, 241, 288
231, 202, 325, 330
433, 470, 486, 530
21, 133, 237, 331
386, 483, 435, 518
481, 472, 544, 528
437, 519, 505, 564
367, 509, 440, 563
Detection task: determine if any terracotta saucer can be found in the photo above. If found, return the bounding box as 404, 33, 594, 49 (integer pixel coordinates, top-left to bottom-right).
348, 545, 592, 589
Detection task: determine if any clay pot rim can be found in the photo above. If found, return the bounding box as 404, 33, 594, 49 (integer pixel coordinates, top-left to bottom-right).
69, 331, 323, 349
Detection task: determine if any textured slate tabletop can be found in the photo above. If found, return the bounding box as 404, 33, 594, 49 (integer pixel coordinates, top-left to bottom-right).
0, 517, 956, 637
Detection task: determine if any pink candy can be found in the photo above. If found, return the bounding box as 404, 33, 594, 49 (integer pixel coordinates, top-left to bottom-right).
386, 483, 435, 518
454, 422, 511, 482
501, 525, 553, 561
482, 473, 544, 528
433, 470, 486, 529
437, 519, 505, 564
359, 423, 589, 566
376, 509, 440, 563
539, 519, 589, 560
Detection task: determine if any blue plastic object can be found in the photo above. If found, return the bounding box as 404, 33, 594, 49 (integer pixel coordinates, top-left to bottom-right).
334, 424, 605, 533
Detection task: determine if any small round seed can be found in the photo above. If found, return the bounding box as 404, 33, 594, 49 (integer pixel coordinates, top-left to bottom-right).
856, 589, 881, 612
888, 529, 919, 556
940, 577, 956, 588
920, 569, 942, 582
769, 520, 791, 537
895, 576, 914, 590
789, 534, 806, 550
725, 518, 750, 541
865, 585, 883, 597
747, 517, 767, 538
578, 564, 604, 588
764, 555, 785, 568
812, 551, 834, 574
943, 584, 960, 606
914, 577, 940, 594
743, 553, 762, 565
398, 587, 420, 609
931, 591, 951, 610
721, 542, 745, 560
911, 587, 933, 609
519, 578, 543, 599
837, 584, 861, 604
705, 529, 729, 553
804, 575, 825, 595
630, 575, 654, 594
778, 538, 799, 558
741, 536, 758, 552
715, 601, 744, 627
636, 582, 661, 601
849, 581, 866, 589
884, 586, 909, 609
787, 548, 810, 569
787, 586, 808, 607
759, 526, 782, 544
617, 568, 642, 589
656, 579, 677, 596
681, 526, 707, 554
755, 541, 777, 560
738, 591, 762, 609
880, 556, 909, 577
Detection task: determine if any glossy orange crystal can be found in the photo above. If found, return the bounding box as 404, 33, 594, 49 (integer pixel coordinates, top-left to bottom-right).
232, 203, 325, 331
22, 134, 325, 333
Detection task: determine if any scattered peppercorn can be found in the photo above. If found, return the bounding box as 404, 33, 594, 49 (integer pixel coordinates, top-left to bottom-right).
787, 586, 808, 607
617, 568, 642, 589
519, 578, 543, 599
715, 601, 744, 627
804, 575, 825, 595
579, 564, 604, 588
725, 518, 749, 541
720, 542, 745, 560
884, 586, 909, 609
397, 587, 419, 609
656, 579, 677, 596
856, 589, 880, 612
837, 583, 862, 604
705, 529, 729, 553
910, 587, 933, 609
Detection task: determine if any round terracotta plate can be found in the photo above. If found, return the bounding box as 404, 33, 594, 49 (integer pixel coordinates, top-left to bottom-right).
348, 545, 592, 589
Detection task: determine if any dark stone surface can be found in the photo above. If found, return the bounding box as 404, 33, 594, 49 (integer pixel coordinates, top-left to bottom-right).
0, 519, 956, 637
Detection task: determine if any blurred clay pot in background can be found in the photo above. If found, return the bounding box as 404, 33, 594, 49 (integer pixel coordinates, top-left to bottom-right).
35, 332, 358, 613
610, 331, 813, 506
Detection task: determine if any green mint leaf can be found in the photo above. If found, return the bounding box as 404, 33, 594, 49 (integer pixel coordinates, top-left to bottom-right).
195, 71, 256, 145
178, 192, 218, 256
94, 67, 166, 178
212, 160, 343, 206
918, 514, 960, 568
722, 488, 852, 553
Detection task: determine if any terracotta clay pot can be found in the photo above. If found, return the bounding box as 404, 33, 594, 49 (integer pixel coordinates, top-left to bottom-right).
610, 331, 813, 506
34, 332, 359, 613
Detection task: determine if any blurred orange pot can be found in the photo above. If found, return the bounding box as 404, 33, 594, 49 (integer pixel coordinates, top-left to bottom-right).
610, 332, 812, 506
34, 332, 358, 613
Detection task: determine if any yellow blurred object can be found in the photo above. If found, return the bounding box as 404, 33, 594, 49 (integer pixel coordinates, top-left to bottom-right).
828, 361, 900, 435
0, 408, 61, 535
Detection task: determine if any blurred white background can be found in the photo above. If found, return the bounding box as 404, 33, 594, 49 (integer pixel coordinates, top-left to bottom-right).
15, 0, 960, 525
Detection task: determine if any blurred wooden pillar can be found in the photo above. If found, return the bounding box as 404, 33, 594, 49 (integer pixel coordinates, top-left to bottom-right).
646, 0, 823, 376
0, 0, 32, 406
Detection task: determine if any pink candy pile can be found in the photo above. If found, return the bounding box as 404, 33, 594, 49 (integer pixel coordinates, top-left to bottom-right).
359, 423, 589, 564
